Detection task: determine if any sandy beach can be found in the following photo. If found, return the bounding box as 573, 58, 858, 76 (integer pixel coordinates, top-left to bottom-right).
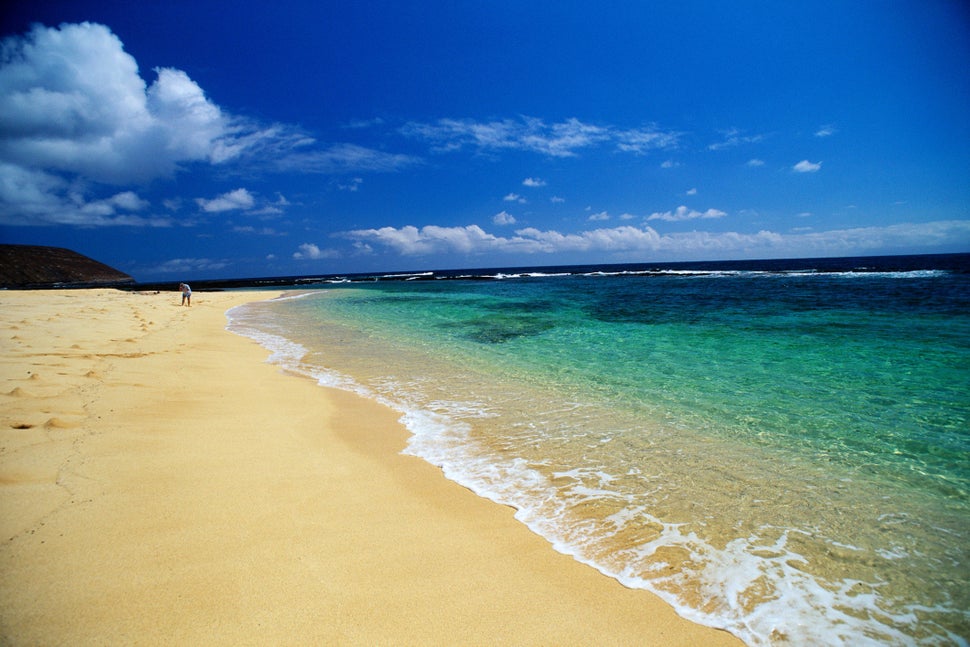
0, 288, 742, 645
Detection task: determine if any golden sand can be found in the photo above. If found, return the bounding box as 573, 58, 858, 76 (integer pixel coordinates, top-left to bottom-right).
0, 288, 742, 645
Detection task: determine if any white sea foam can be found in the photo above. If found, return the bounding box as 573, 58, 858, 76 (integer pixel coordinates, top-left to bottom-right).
395, 407, 959, 646
826, 269, 949, 279
269, 291, 315, 301
225, 308, 308, 368
471, 271, 572, 280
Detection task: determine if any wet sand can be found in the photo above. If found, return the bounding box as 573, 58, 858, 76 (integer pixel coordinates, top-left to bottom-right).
0, 288, 742, 645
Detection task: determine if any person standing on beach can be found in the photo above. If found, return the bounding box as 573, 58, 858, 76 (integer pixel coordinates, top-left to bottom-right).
179, 282, 192, 306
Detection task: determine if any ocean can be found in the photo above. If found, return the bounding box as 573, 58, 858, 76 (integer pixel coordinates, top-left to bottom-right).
226, 253, 969, 646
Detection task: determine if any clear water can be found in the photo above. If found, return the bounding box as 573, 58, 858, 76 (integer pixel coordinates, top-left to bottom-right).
227, 255, 970, 646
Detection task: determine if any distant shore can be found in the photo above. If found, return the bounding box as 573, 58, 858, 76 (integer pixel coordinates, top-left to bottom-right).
0, 288, 741, 645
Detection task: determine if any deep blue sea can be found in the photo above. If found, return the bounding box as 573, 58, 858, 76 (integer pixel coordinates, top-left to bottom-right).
227, 254, 969, 646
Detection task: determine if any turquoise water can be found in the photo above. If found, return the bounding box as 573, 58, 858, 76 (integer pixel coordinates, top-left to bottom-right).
228, 256, 970, 646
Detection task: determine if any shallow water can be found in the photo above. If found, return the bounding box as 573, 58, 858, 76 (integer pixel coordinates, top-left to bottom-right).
228, 255, 970, 646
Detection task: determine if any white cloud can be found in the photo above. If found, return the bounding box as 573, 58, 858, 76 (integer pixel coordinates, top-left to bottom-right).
196, 188, 255, 212
0, 22, 417, 227
401, 117, 605, 157
273, 142, 419, 174
493, 210, 517, 225
503, 192, 526, 203
293, 243, 340, 260
336, 177, 364, 192
233, 225, 280, 235
522, 177, 546, 187
647, 205, 728, 222
660, 160, 680, 168
79, 191, 150, 217
341, 224, 515, 256
513, 226, 665, 253
793, 160, 822, 173
0, 162, 171, 226
747, 158, 765, 167
249, 206, 283, 216
0, 23, 231, 184
148, 67, 229, 163
708, 128, 764, 150
109, 191, 150, 211
340, 223, 667, 256
550, 196, 566, 203
402, 116, 679, 158
686, 188, 697, 196
815, 124, 837, 137
614, 126, 682, 154
588, 211, 610, 222
340, 220, 970, 259
344, 117, 385, 129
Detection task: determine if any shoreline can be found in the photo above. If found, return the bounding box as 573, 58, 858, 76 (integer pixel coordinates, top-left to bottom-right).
0, 288, 742, 645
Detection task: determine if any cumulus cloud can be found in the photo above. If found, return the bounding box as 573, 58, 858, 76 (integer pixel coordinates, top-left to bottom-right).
588, 211, 610, 222
341, 224, 517, 256
0, 23, 231, 184
522, 177, 546, 187
340, 223, 663, 256
647, 206, 727, 222
0, 22, 416, 227
293, 242, 340, 260
493, 210, 516, 225
401, 116, 679, 158
196, 188, 255, 212
77, 191, 151, 219
339, 220, 970, 260
0, 162, 171, 226
747, 159, 765, 167
793, 160, 822, 173
108, 191, 150, 211
514, 226, 666, 253
340, 223, 711, 257
503, 192, 526, 203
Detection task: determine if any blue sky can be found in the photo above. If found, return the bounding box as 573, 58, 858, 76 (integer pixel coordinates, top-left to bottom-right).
1, 1, 968, 281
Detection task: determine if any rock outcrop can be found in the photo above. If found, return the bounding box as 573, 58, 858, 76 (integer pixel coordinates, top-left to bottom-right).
0, 245, 135, 288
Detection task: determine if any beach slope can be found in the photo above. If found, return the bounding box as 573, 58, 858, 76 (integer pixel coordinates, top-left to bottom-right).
0, 288, 741, 645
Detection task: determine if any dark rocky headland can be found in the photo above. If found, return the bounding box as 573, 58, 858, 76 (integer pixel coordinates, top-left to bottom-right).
0, 244, 136, 289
